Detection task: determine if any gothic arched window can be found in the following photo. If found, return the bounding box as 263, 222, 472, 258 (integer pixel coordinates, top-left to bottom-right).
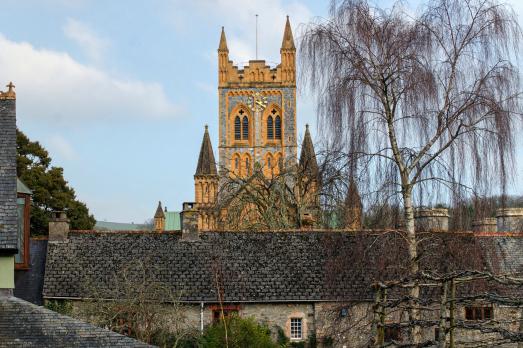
275, 115, 282, 140
234, 116, 241, 140
242, 116, 249, 140
267, 116, 274, 139
232, 153, 241, 176
245, 156, 251, 176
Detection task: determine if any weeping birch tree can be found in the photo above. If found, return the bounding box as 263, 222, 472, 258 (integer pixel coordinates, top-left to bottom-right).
300, 0, 522, 342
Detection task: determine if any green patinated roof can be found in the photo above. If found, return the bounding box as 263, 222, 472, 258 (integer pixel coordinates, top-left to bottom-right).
165, 211, 181, 231
17, 178, 33, 195
94, 221, 146, 231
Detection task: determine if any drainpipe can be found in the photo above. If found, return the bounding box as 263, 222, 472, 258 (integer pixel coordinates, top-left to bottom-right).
200, 302, 204, 334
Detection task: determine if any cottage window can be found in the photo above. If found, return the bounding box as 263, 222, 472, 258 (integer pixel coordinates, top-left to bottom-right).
15, 185, 32, 270
384, 325, 401, 342
245, 157, 251, 176
465, 306, 493, 321
290, 318, 302, 339
211, 305, 240, 323
212, 309, 238, 323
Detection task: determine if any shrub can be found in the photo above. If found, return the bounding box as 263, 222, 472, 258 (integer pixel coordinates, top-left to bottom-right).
45, 299, 73, 315
200, 315, 278, 348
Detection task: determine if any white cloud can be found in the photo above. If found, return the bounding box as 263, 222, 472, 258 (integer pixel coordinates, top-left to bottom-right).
0, 34, 180, 124
63, 18, 108, 63
47, 134, 77, 161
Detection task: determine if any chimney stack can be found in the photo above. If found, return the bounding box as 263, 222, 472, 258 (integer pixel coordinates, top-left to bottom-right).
181, 202, 199, 241
414, 208, 449, 232
48, 211, 70, 242
472, 218, 497, 233
496, 208, 523, 232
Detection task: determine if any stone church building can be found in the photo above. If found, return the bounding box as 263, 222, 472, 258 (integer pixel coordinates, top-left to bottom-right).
154, 17, 327, 232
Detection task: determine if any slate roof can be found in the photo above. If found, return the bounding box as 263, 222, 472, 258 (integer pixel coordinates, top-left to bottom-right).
195, 126, 217, 176
0, 295, 152, 347
0, 97, 18, 253
15, 239, 48, 305
43, 231, 523, 303
94, 221, 146, 231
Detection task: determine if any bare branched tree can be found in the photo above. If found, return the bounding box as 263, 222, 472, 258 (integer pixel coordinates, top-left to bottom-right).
300, 0, 522, 341
81, 259, 195, 347
216, 147, 354, 231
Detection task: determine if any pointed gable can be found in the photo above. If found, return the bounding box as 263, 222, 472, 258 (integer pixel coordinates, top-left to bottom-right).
218, 26, 229, 52
154, 201, 165, 219
195, 125, 217, 176
345, 179, 362, 208
281, 16, 296, 50
299, 124, 319, 180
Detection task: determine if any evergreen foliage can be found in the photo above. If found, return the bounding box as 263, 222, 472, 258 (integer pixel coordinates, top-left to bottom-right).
16, 129, 95, 234
200, 316, 277, 348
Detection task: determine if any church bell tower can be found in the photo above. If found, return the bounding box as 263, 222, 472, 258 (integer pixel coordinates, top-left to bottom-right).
217, 17, 298, 179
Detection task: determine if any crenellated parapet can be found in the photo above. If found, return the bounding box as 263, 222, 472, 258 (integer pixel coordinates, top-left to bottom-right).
218, 17, 296, 88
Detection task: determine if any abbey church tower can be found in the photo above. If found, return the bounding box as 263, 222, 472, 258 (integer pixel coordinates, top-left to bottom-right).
217, 17, 297, 178
182, 17, 319, 231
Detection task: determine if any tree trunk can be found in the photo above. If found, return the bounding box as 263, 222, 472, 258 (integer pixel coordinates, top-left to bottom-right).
518, 307, 523, 348
371, 287, 385, 347
438, 281, 448, 348
403, 187, 421, 343
449, 279, 456, 348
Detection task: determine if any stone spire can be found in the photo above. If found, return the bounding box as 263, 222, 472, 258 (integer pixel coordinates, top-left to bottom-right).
281, 16, 295, 50
195, 125, 217, 176
154, 201, 165, 232
218, 26, 229, 52
154, 201, 165, 219
344, 178, 363, 230
299, 124, 319, 180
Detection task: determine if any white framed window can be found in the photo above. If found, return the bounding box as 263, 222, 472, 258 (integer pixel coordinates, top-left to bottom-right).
290, 318, 302, 339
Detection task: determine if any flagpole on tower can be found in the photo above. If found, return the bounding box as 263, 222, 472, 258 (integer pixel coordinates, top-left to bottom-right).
256, 14, 258, 59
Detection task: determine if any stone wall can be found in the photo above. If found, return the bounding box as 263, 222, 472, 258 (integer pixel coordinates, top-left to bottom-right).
68, 300, 315, 344
60, 299, 523, 347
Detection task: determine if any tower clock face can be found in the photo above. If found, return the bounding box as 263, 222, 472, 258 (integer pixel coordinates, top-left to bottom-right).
247, 91, 268, 112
